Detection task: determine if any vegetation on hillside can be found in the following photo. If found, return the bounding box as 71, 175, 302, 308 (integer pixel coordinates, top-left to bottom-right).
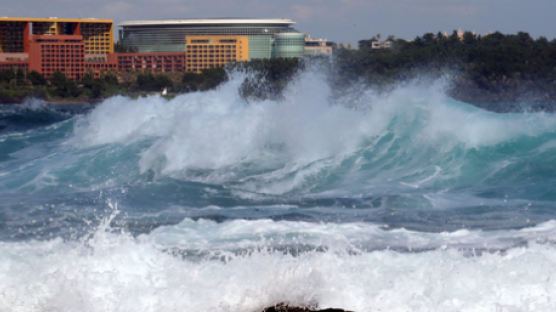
333, 31, 556, 108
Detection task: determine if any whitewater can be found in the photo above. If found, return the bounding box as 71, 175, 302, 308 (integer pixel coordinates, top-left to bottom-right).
1, 69, 556, 311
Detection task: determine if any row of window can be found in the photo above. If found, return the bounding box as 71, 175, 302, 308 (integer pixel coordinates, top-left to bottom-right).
187, 45, 237, 49
187, 60, 234, 63
117, 60, 184, 64
41, 56, 83, 59
41, 50, 83, 53
41, 64, 83, 68
40, 51, 83, 54
41, 45, 83, 49
85, 49, 111, 53
41, 69, 83, 73
187, 38, 238, 44
187, 53, 236, 56
117, 56, 185, 60
88, 64, 117, 68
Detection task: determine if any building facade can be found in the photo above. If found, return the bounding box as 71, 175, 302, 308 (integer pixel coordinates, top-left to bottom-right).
119, 18, 304, 60
0, 17, 310, 80
114, 52, 185, 73
28, 35, 85, 80
0, 17, 113, 55
0, 17, 113, 79
185, 35, 248, 73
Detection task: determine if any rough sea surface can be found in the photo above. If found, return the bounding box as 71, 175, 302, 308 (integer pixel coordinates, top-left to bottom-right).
2, 70, 556, 311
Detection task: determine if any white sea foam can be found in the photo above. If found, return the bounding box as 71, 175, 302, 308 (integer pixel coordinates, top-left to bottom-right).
2, 219, 556, 312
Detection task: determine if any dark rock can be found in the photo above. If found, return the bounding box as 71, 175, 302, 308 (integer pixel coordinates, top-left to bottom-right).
262, 303, 353, 312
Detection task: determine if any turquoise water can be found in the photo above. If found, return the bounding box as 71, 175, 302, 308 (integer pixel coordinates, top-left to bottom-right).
1, 72, 556, 311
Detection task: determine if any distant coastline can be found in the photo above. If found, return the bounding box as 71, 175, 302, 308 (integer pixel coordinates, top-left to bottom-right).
1, 31, 555, 112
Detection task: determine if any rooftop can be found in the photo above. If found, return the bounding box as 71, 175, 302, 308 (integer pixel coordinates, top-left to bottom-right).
0, 17, 112, 23
119, 18, 295, 27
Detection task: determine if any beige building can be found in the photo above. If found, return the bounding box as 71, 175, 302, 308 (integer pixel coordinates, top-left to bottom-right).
185, 35, 248, 73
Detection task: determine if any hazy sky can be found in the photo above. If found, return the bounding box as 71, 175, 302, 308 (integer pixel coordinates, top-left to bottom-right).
2, 0, 555, 44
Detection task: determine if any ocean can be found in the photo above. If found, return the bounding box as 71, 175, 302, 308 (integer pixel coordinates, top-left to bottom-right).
1, 70, 556, 311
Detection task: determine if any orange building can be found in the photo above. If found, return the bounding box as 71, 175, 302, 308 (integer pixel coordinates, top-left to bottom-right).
0, 17, 113, 55
84, 54, 117, 78
0, 61, 28, 72
185, 35, 248, 73
115, 52, 185, 73
28, 35, 84, 80
0, 17, 113, 79
0, 53, 28, 71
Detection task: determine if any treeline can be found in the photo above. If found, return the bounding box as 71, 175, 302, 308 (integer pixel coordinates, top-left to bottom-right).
333, 31, 556, 106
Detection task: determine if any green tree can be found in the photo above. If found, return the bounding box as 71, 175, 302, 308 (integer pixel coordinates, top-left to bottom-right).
50, 71, 80, 97
15, 68, 26, 86
136, 73, 173, 91
28, 71, 46, 85
0, 69, 15, 83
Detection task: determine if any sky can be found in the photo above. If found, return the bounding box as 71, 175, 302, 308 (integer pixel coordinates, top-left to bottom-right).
2, 0, 556, 45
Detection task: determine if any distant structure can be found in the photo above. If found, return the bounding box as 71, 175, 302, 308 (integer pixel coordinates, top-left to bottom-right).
443, 28, 479, 40
371, 41, 392, 49
337, 43, 354, 50
304, 35, 334, 56
0, 17, 311, 80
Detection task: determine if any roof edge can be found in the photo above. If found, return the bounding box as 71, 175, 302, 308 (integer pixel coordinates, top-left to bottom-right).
119, 18, 296, 27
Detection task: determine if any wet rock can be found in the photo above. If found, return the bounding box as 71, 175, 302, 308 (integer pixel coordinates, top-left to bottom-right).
262, 303, 352, 312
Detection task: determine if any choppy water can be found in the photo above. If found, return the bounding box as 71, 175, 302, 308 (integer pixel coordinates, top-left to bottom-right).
1, 71, 556, 311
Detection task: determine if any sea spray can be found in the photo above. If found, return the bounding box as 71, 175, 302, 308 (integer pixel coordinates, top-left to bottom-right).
1, 67, 556, 311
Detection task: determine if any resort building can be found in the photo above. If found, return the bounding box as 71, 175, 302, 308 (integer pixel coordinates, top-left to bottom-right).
185, 35, 248, 73
28, 35, 85, 80
115, 52, 185, 73
0, 17, 113, 78
0, 17, 311, 80
118, 18, 305, 60
0, 17, 113, 55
